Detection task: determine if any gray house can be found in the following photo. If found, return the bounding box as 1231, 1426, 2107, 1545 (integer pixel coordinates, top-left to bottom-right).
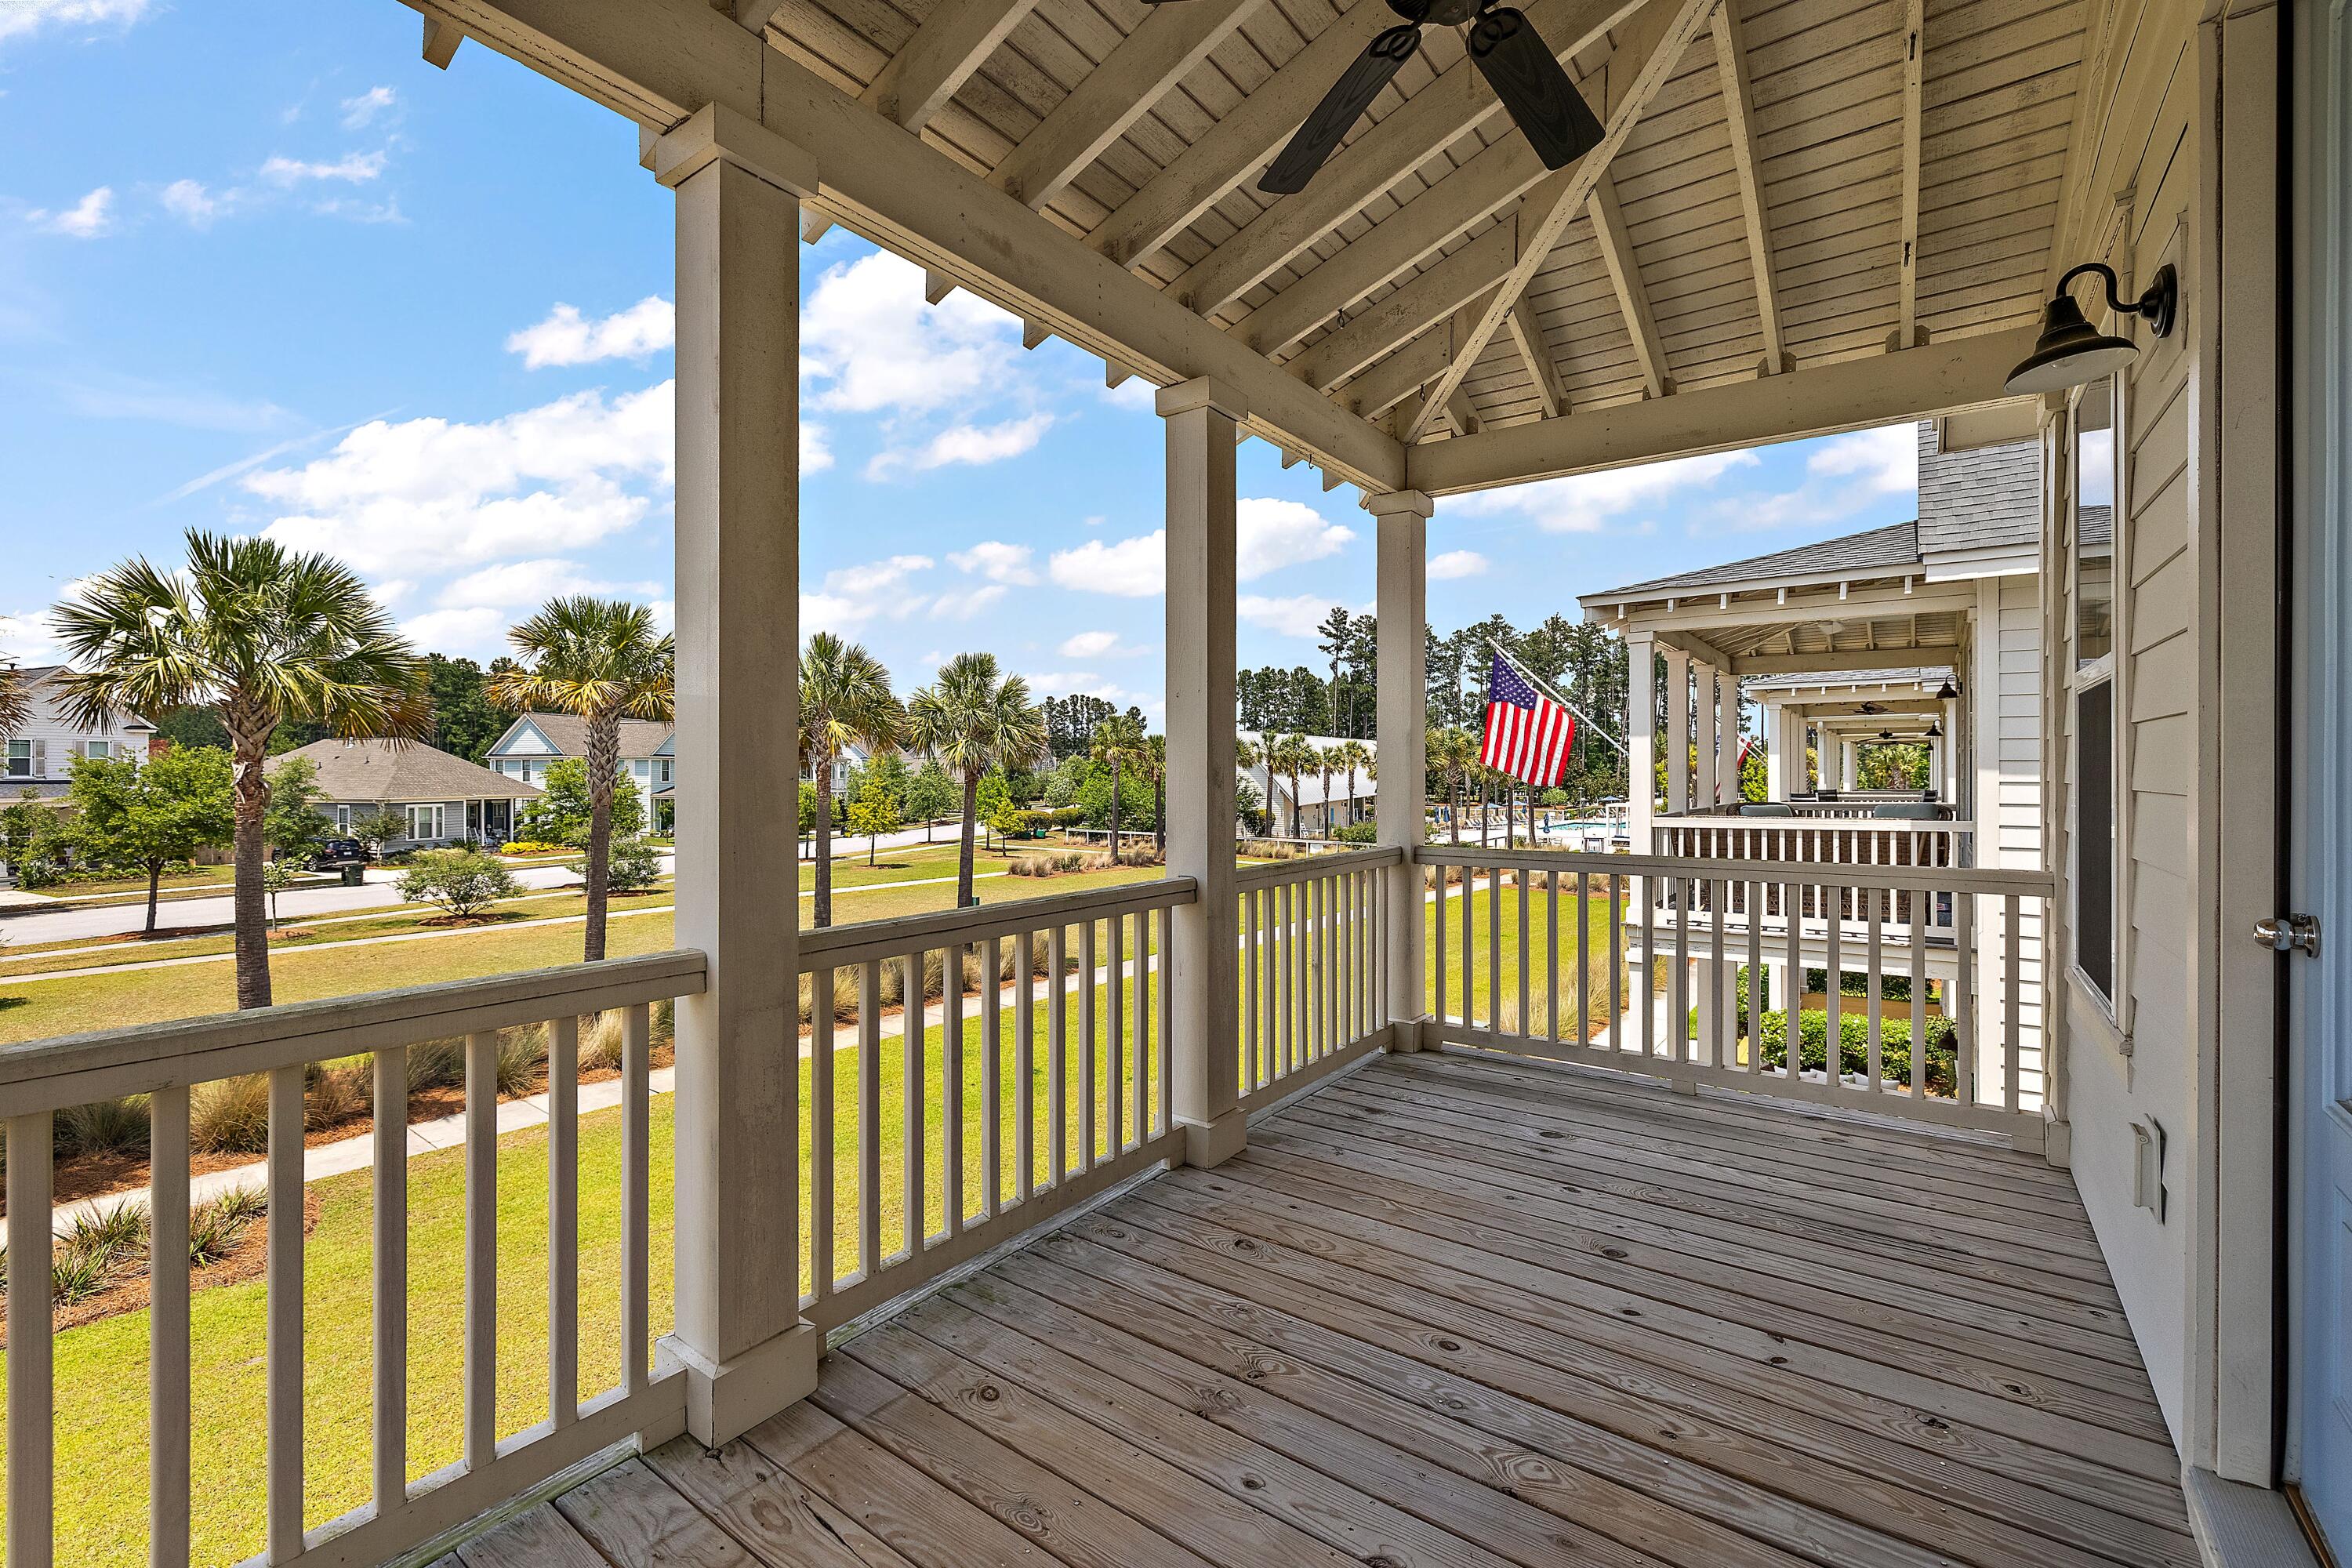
485, 713, 675, 832
281, 738, 542, 849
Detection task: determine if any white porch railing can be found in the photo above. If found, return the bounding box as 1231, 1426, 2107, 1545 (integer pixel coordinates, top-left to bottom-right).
1417, 846, 2052, 1143
0, 952, 706, 1568
1653, 816, 1973, 869
1234, 844, 1403, 1110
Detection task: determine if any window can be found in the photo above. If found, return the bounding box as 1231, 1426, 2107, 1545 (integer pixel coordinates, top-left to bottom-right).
335, 805, 352, 834
5, 740, 28, 777
405, 804, 445, 842
82, 739, 110, 761
658, 760, 673, 786
2069, 376, 2120, 1007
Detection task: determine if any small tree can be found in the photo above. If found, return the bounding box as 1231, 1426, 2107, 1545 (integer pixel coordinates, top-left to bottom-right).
905, 760, 958, 843
63, 746, 234, 934
397, 847, 521, 919
260, 858, 300, 931
520, 757, 644, 848
1089, 713, 1149, 858
263, 755, 335, 862
350, 806, 408, 851
598, 837, 663, 894
847, 772, 902, 866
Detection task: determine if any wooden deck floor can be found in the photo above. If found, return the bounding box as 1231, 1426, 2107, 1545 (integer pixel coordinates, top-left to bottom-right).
452, 1050, 2194, 1568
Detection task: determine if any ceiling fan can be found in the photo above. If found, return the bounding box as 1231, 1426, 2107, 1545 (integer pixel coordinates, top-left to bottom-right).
1145, 0, 1608, 194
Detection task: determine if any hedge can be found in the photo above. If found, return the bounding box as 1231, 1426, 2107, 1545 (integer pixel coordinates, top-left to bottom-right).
1746, 1006, 1959, 1096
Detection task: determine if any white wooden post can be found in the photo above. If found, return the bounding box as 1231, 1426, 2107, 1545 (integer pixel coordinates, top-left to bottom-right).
1692, 659, 1718, 815
1662, 644, 1690, 815
1842, 738, 1860, 790
1373, 490, 1433, 1050
1626, 632, 1657, 848
1762, 703, 1785, 799
1160, 378, 1247, 1167
653, 105, 819, 1446
1717, 670, 1741, 807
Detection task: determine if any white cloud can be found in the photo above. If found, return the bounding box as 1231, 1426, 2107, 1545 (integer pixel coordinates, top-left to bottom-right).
0, 0, 149, 43
1237, 594, 1348, 637
866, 414, 1053, 480
1050, 531, 1164, 597
930, 584, 1007, 620
800, 250, 1021, 415
245, 381, 673, 575
398, 607, 510, 655
506, 297, 674, 369
800, 554, 937, 635
946, 541, 1039, 586
1099, 376, 1156, 411
27, 186, 112, 238
801, 421, 833, 474
0, 610, 62, 666
1807, 424, 1916, 495
261, 151, 387, 185
434, 559, 661, 611
1236, 497, 1354, 580
159, 179, 219, 226
1022, 671, 1100, 695
63, 375, 287, 432
1450, 449, 1762, 533
1057, 630, 1145, 659
339, 86, 397, 130
1428, 549, 1489, 580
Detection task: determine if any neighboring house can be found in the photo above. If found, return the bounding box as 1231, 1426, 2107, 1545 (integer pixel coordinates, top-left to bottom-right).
486, 713, 675, 831
280, 738, 543, 850
1236, 731, 1376, 837
798, 739, 869, 797
0, 664, 154, 800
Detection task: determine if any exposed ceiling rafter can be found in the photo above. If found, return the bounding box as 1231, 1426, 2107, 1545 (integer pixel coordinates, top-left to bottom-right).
1891, 0, 1926, 350
1708, 0, 1786, 375
1504, 292, 1569, 417
1585, 168, 1674, 403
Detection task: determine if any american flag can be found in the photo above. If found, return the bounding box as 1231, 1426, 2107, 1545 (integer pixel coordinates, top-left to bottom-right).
1479, 652, 1576, 786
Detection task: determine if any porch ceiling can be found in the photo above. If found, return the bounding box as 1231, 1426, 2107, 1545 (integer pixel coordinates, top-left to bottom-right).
415, 0, 2080, 494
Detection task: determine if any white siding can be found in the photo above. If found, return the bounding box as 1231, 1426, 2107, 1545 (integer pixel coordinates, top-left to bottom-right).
0, 670, 151, 786
1972, 575, 2048, 1106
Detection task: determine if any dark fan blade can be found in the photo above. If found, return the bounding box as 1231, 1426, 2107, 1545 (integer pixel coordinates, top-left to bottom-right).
1467, 7, 1605, 170
1259, 24, 1422, 194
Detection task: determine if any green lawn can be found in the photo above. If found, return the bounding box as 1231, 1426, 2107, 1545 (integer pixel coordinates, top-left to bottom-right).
1424, 874, 1650, 1039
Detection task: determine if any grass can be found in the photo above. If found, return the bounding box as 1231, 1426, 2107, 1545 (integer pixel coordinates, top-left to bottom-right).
1422, 874, 1655, 1039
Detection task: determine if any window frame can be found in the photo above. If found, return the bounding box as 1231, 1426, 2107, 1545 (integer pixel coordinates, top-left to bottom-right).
2064, 373, 2126, 1023
4, 740, 29, 778
406, 804, 445, 842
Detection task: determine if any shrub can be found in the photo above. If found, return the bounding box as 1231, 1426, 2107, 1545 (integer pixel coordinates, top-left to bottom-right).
190, 1074, 272, 1154
1010, 851, 1090, 878
397, 848, 521, 918
405, 1038, 466, 1094
303, 1059, 372, 1128
588, 837, 663, 894
48, 1242, 117, 1305
1333, 822, 1380, 844
580, 1011, 626, 1072
495, 1025, 546, 1096
1751, 1007, 1959, 1095
187, 1186, 264, 1269
60, 1201, 149, 1266
499, 840, 570, 856
57, 1096, 151, 1159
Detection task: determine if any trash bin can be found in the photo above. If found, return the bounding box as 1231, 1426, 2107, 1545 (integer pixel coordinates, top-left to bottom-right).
340, 862, 365, 887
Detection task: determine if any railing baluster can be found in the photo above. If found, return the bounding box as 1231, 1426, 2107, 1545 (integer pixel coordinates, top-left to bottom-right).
1955, 891, 1977, 1105
461, 1036, 495, 1473
1706, 877, 1728, 1069
1783, 880, 1803, 1083
1486, 865, 1501, 1036
1910, 896, 1929, 1098
1433, 863, 1448, 1026
1671, 877, 1690, 1065
984, 938, 1003, 1210
1243, 887, 1261, 1088
811, 969, 836, 1294
2004, 893, 2023, 1112
1824, 887, 1842, 1087
1744, 882, 1762, 1074
944, 942, 965, 1240
270, 1062, 307, 1559
1865, 895, 1884, 1094
152, 1082, 193, 1568
1156, 905, 1173, 1133
1106, 913, 1125, 1155
857, 960, 883, 1269
1131, 913, 1149, 1145
1292, 877, 1308, 1071
1462, 866, 1477, 1030
1577, 870, 1592, 1046
902, 951, 928, 1251
548, 1015, 579, 1425
1015, 932, 1036, 1200
1638, 871, 1654, 1058
1078, 918, 1098, 1171
1545, 869, 1560, 1045
8, 1109, 54, 1568
622, 1003, 651, 1396
1324, 873, 1339, 1055
1048, 924, 1069, 1184
1516, 862, 1531, 1039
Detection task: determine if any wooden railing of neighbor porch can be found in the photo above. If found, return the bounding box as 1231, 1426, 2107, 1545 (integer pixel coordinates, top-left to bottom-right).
1418, 845, 2052, 1143
0, 953, 707, 1568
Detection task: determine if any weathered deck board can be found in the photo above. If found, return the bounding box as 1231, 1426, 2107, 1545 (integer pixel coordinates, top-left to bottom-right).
496, 1050, 2188, 1568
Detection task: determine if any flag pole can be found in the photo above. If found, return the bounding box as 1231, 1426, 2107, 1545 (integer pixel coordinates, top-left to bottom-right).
1486, 638, 1628, 758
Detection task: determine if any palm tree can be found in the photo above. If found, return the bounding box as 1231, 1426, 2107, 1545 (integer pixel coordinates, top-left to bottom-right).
1330, 739, 1372, 829
800, 633, 904, 929
906, 652, 1047, 909
53, 530, 425, 1009
1313, 746, 1339, 839
488, 598, 673, 964
1234, 734, 1263, 837
1144, 734, 1167, 852
1090, 713, 1149, 858
1428, 726, 1478, 846
0, 664, 27, 737
1269, 732, 1318, 840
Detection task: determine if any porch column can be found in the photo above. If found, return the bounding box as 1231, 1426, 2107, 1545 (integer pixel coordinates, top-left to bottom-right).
1625, 632, 1657, 849
1841, 738, 1860, 790
1762, 704, 1785, 799
1160, 377, 1247, 1167
1661, 644, 1690, 815
1373, 489, 1433, 1051
1716, 670, 1741, 807
1692, 660, 1718, 816
654, 106, 820, 1444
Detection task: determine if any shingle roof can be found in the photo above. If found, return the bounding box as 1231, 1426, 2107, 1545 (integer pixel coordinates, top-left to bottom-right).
1916, 423, 2040, 555
495, 713, 675, 760
1586, 521, 1921, 601
282, 739, 543, 802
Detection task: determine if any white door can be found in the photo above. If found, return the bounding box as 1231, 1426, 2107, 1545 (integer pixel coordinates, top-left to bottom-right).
2292, 9, 2352, 1546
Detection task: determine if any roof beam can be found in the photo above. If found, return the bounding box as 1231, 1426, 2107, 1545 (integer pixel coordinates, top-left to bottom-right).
1173, 0, 1649, 323
1401, 0, 1712, 441
1733, 645, 1961, 675
1332, 287, 1501, 419
1708, 0, 1785, 375
1654, 630, 1738, 672
421, 7, 466, 67
1597, 583, 1976, 633
1504, 291, 1569, 417
1445, 386, 1483, 436
1085, 0, 1396, 270
1585, 168, 1674, 401
798, 0, 1044, 241
991, 0, 1265, 212
1287, 224, 1514, 392
1410, 325, 2034, 493
423, 0, 1403, 487
1891, 0, 1925, 350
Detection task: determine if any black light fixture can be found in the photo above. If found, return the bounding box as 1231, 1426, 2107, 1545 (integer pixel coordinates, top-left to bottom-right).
1927, 720, 1944, 739
2005, 262, 2179, 394
1877, 729, 1894, 741
1935, 679, 1958, 702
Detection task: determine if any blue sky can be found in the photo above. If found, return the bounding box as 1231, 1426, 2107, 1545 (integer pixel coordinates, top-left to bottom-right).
1, 0, 1922, 720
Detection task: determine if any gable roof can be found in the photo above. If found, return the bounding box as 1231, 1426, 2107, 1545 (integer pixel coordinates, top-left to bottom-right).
1916, 425, 2041, 556
5, 665, 156, 731
488, 713, 674, 760
282, 739, 542, 803
1585, 521, 1922, 603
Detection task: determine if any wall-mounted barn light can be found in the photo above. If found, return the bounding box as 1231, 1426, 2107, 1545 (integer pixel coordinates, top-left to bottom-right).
2004, 263, 2178, 394
1927, 720, 1944, 738
1935, 680, 1958, 701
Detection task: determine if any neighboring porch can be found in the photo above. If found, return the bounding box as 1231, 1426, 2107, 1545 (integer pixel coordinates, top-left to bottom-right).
455, 1050, 2191, 1568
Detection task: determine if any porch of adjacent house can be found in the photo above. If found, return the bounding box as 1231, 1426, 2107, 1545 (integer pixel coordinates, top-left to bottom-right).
448, 1049, 2191, 1568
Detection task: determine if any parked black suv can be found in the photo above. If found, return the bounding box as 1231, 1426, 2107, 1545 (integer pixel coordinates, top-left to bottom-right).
308, 838, 373, 869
